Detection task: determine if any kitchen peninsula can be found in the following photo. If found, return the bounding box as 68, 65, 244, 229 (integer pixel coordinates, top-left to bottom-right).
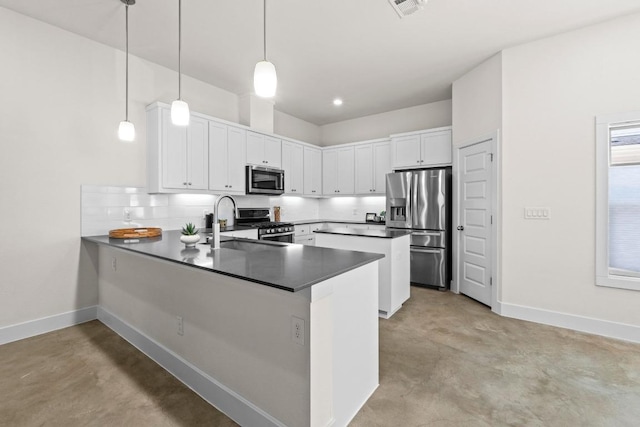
314, 227, 411, 319
83, 231, 383, 427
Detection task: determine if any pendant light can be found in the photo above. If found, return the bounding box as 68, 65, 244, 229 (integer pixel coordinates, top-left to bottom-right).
254, 0, 277, 98
171, 0, 190, 126
118, 0, 136, 142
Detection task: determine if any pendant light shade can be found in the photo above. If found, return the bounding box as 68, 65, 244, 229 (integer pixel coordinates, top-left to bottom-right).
118, 120, 136, 142
118, 0, 136, 142
171, 99, 190, 126
171, 0, 190, 126
254, 0, 277, 98
254, 60, 277, 98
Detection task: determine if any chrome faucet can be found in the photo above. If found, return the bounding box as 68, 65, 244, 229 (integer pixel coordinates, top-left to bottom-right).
211, 194, 237, 249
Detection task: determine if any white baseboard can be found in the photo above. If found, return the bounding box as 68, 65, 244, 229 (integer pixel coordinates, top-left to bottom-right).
97, 307, 286, 427
500, 302, 640, 344
0, 305, 98, 346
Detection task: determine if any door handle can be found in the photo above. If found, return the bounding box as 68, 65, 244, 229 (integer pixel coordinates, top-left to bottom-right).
457, 226, 464, 231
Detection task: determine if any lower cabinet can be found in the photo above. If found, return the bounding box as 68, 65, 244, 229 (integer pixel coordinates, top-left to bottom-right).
220, 229, 258, 239
294, 223, 325, 245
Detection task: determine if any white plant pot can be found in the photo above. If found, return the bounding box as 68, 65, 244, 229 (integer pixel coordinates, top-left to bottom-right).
180, 234, 200, 248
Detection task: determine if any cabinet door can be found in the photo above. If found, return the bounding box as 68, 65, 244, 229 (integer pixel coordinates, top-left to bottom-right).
161, 108, 188, 189
187, 116, 209, 190
337, 146, 355, 194
246, 131, 264, 166
227, 127, 247, 193
421, 130, 452, 166
354, 144, 374, 194
392, 134, 421, 169
263, 136, 282, 168
322, 149, 338, 195
304, 147, 322, 196
208, 122, 229, 192
282, 141, 303, 194
373, 141, 391, 194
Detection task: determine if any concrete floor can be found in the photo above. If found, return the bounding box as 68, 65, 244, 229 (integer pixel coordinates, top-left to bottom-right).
1, 287, 640, 426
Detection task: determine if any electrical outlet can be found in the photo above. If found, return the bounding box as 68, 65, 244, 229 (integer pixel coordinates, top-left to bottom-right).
111, 257, 117, 271
203, 209, 210, 218
177, 316, 184, 336
123, 208, 132, 222
291, 316, 305, 346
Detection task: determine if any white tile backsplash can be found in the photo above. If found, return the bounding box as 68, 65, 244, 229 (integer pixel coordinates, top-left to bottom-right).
81, 186, 385, 236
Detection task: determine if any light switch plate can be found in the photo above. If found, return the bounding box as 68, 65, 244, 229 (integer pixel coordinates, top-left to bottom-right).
524, 207, 551, 220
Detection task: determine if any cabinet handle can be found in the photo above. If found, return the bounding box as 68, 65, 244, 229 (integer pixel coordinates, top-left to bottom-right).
183, 182, 187, 185
312, 190, 316, 193
188, 182, 192, 185
229, 185, 233, 188
420, 160, 424, 163
225, 185, 228, 188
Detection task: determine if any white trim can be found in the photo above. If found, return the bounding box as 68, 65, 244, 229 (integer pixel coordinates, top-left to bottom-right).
452, 131, 501, 313
97, 306, 287, 427
500, 301, 640, 344
0, 306, 97, 346
389, 125, 452, 139
595, 112, 640, 291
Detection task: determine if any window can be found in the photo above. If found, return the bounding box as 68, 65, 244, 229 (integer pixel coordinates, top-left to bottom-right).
596, 112, 640, 290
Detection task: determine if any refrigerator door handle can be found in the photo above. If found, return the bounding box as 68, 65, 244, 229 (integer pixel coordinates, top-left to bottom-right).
410, 247, 444, 254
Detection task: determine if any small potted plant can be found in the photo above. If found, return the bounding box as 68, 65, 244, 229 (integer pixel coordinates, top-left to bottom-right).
180, 222, 201, 247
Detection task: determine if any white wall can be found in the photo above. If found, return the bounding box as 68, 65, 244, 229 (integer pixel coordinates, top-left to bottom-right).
319, 197, 386, 222
274, 110, 321, 146
500, 12, 640, 327
320, 100, 452, 146
452, 53, 503, 146
0, 7, 240, 329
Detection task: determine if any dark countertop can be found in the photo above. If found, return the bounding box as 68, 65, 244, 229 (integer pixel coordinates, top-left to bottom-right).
314, 227, 411, 239
292, 219, 386, 226
83, 230, 383, 293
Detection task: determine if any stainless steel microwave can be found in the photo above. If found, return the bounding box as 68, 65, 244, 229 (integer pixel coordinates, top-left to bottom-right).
246, 165, 285, 195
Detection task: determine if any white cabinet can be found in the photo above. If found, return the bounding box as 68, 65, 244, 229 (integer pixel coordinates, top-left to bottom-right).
323, 147, 355, 195
391, 127, 452, 169
147, 105, 209, 193
294, 223, 323, 246
246, 131, 282, 168
208, 122, 246, 195
355, 141, 391, 194
421, 130, 452, 166
304, 147, 322, 196
220, 229, 258, 239
282, 141, 304, 194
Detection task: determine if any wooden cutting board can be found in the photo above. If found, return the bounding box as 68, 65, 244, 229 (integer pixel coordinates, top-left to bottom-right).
108, 227, 162, 239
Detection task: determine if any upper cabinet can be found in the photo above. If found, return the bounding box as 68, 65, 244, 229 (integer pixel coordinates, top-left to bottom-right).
282, 140, 304, 194
304, 147, 322, 196
391, 127, 452, 169
148, 105, 209, 193
354, 140, 391, 194
209, 122, 246, 195
323, 146, 355, 195
246, 131, 282, 168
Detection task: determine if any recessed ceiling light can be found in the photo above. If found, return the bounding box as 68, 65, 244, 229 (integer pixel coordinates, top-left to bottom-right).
333, 98, 343, 106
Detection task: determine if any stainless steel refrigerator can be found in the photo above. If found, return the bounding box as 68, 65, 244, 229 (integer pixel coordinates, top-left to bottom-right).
386, 168, 451, 290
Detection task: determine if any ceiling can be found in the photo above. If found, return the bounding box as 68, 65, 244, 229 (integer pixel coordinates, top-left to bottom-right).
2, 0, 639, 125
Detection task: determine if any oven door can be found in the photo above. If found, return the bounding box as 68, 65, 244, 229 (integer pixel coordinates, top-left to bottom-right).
246, 166, 284, 195
260, 232, 294, 243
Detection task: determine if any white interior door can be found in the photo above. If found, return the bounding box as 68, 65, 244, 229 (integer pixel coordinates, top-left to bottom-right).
457, 140, 493, 306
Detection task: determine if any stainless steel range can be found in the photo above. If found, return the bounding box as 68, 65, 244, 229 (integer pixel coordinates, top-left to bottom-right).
236, 208, 294, 243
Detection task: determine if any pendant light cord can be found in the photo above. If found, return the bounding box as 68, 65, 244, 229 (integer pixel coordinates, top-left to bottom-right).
263, 0, 267, 61
125, 3, 129, 121
178, 0, 182, 100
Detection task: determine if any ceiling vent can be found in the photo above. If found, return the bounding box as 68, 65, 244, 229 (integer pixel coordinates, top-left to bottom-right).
389, 0, 427, 18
